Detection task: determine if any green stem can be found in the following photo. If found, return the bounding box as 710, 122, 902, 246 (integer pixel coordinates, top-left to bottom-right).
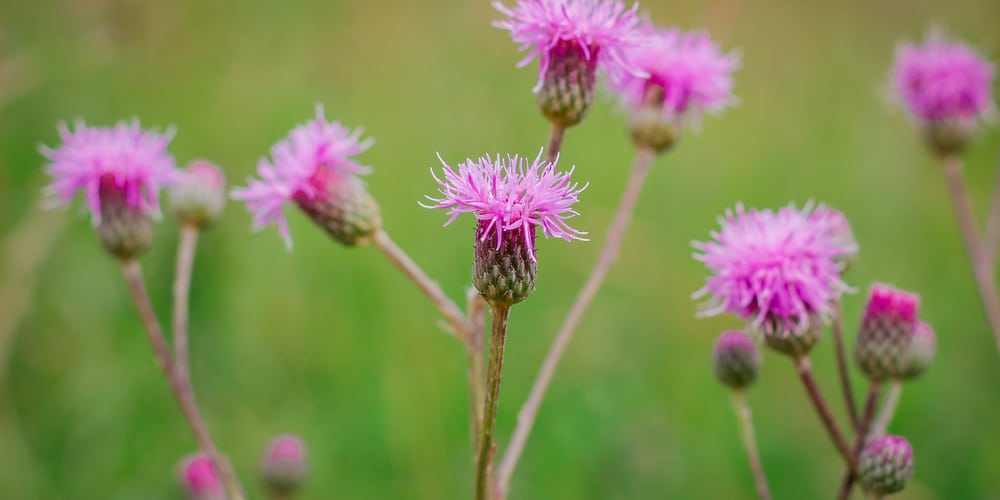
837, 382, 881, 500
869, 381, 903, 437
475, 304, 510, 500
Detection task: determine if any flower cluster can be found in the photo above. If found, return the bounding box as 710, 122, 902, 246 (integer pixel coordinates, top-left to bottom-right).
693, 203, 855, 335
41, 119, 178, 223
892, 30, 994, 122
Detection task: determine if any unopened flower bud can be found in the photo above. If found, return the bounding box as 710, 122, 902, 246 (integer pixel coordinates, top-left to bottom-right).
474, 222, 537, 307
855, 284, 919, 381
758, 316, 823, 357
96, 175, 153, 259
170, 160, 226, 229
859, 435, 914, 495
712, 331, 760, 389
294, 174, 382, 247
261, 434, 308, 497
629, 87, 681, 153
923, 117, 979, 156
535, 40, 598, 128
901, 320, 936, 380
177, 453, 225, 500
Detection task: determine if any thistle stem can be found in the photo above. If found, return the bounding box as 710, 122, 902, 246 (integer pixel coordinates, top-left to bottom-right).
837, 382, 881, 500
120, 260, 244, 500
983, 156, 1000, 268
869, 381, 903, 437
475, 304, 510, 500
172, 224, 199, 382
545, 123, 566, 163
497, 148, 657, 493
941, 155, 1000, 354
792, 355, 856, 472
831, 302, 860, 431
466, 290, 487, 452
372, 229, 469, 341
730, 389, 772, 500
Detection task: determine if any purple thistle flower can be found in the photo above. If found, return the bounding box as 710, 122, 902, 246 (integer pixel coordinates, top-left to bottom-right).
892, 30, 994, 122
693, 202, 855, 335
231, 105, 373, 249
40, 119, 178, 224
613, 25, 739, 119
422, 150, 587, 261
493, 0, 644, 91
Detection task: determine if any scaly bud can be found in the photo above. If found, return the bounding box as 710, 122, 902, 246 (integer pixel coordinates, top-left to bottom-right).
859, 435, 914, 495
711, 331, 760, 389
170, 160, 226, 229
855, 283, 919, 381
900, 320, 936, 380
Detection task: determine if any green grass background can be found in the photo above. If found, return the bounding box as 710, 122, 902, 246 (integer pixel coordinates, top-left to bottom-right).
2, 0, 1000, 498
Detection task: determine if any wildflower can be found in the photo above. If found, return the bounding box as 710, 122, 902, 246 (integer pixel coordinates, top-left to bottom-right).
711, 331, 760, 390
859, 435, 915, 495
170, 160, 227, 229
854, 283, 920, 381
232, 105, 380, 248
494, 0, 643, 126
40, 119, 177, 258
693, 203, 854, 355
423, 150, 586, 305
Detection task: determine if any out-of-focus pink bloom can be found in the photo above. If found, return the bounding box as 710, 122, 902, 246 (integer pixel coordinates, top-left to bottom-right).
422, 150, 587, 261
693, 202, 854, 333
493, 0, 644, 90
177, 453, 224, 500
40, 119, 178, 223
864, 283, 919, 325
613, 25, 739, 118
231, 105, 373, 249
892, 30, 994, 121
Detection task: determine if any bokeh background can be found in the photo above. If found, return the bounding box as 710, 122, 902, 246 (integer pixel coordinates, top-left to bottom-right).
2, 0, 1000, 498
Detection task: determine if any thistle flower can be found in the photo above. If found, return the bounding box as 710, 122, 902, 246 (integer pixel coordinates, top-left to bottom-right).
177, 453, 225, 500
40, 119, 178, 259
423, 150, 586, 305
693, 203, 854, 356
232, 105, 380, 249
891, 30, 994, 154
170, 160, 227, 229
711, 331, 760, 390
859, 435, 915, 495
494, 0, 643, 126
260, 434, 308, 497
855, 283, 920, 381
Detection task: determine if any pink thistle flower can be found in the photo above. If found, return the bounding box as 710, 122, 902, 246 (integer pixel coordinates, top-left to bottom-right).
614, 25, 739, 119
260, 434, 308, 495
493, 0, 644, 90
40, 119, 178, 224
422, 150, 587, 260
864, 284, 919, 325
693, 202, 854, 335
892, 30, 994, 122
176, 453, 224, 500
231, 105, 374, 249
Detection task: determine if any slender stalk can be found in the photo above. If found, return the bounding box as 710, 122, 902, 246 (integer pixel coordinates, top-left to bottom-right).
831, 302, 859, 431
466, 289, 487, 452
475, 304, 510, 500
372, 229, 469, 340
730, 390, 772, 500
172, 224, 199, 380
837, 383, 881, 500
941, 155, 1000, 353
120, 260, 244, 500
869, 381, 903, 437
792, 355, 856, 472
545, 123, 566, 163
497, 148, 657, 492
983, 157, 1000, 267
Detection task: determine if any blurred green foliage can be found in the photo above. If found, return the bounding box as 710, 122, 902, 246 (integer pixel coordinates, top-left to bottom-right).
2, 0, 1000, 498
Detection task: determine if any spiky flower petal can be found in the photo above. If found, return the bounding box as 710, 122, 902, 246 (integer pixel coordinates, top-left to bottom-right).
231, 105, 378, 248
693, 203, 854, 354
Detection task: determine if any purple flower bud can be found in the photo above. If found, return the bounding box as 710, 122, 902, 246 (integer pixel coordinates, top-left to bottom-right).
260, 434, 308, 497
170, 160, 227, 229
177, 453, 225, 500
855, 283, 920, 381
711, 331, 760, 389
859, 435, 914, 495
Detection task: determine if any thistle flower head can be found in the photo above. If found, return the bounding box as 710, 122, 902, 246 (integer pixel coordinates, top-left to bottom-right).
177, 453, 225, 500
711, 331, 760, 390
856, 283, 921, 381
423, 150, 587, 261
260, 434, 308, 496
614, 25, 739, 119
493, 0, 643, 91
231, 105, 374, 249
41, 119, 178, 224
693, 202, 854, 338
859, 435, 915, 495
170, 160, 227, 229
892, 30, 994, 122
